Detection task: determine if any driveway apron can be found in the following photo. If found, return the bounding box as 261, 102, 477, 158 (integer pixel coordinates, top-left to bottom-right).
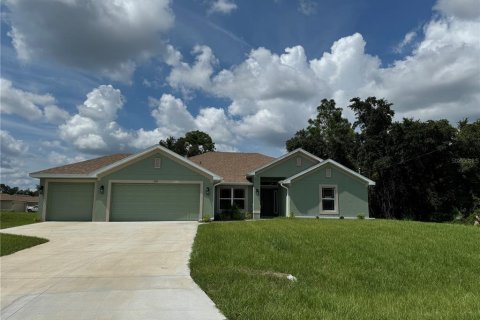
0, 222, 225, 320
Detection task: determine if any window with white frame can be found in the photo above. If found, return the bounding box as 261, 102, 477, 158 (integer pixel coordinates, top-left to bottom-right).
219, 187, 246, 210
321, 186, 337, 212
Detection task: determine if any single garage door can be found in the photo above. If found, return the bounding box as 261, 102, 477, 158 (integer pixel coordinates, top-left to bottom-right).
110, 183, 200, 221
46, 182, 94, 221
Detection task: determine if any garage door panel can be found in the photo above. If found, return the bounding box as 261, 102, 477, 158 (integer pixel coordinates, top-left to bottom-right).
110, 183, 200, 221
46, 183, 94, 221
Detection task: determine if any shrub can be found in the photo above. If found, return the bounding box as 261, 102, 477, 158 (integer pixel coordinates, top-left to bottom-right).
245, 211, 253, 220
231, 204, 245, 220
339, 216, 345, 220
201, 214, 212, 223
288, 212, 295, 219
357, 213, 365, 220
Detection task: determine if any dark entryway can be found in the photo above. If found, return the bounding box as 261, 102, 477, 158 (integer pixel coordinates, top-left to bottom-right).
260, 187, 278, 217
260, 177, 285, 218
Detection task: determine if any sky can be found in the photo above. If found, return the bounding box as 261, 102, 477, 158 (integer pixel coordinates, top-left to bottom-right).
0, 0, 479, 189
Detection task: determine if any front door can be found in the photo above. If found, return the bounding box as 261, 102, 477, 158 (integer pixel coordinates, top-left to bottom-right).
260, 188, 278, 217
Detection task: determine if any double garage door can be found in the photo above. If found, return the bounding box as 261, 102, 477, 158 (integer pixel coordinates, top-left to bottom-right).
110, 183, 200, 221
46, 182, 200, 221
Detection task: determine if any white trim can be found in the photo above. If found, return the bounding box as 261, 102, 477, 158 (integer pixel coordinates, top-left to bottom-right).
30, 173, 97, 179
43, 179, 96, 221
280, 159, 375, 186
216, 181, 253, 186
106, 179, 203, 222
247, 148, 322, 176
319, 184, 338, 215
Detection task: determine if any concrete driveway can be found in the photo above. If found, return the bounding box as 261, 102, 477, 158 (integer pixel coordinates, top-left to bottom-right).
0, 222, 225, 320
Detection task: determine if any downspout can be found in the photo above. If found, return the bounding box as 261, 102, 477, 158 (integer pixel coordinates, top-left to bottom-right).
279, 182, 290, 218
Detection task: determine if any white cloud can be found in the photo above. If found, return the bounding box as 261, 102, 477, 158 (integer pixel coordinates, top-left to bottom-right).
0, 130, 31, 188
0, 129, 28, 157
167, 45, 217, 93
394, 31, 417, 53
4, 0, 174, 82
149, 94, 196, 137
435, 0, 480, 20
298, 0, 318, 16
164, 3, 479, 150
0, 78, 69, 124
208, 0, 238, 14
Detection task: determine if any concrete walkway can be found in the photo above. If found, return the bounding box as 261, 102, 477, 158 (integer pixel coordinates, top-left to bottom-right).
0, 222, 225, 320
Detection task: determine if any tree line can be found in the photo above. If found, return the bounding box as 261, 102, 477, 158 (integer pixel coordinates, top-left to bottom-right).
287, 97, 479, 221
0, 184, 39, 196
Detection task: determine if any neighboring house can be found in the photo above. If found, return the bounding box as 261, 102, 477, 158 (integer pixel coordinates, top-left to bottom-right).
0, 194, 39, 212
29, 145, 375, 221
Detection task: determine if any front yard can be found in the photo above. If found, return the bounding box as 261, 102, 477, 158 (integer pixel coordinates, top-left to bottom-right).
190, 219, 480, 320
0, 211, 47, 256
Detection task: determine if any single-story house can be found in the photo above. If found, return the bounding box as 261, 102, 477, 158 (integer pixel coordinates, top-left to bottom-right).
29, 145, 375, 221
0, 194, 39, 212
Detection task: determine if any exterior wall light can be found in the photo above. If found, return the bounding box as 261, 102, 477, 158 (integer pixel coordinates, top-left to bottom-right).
206, 187, 210, 195
256, 188, 259, 195
99, 185, 105, 194
38, 185, 44, 195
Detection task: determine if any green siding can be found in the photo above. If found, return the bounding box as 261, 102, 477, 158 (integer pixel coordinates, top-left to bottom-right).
93, 152, 214, 221
253, 153, 318, 218
288, 165, 369, 218
46, 182, 94, 221
110, 183, 200, 221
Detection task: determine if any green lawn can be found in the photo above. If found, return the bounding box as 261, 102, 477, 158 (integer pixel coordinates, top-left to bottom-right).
190, 219, 480, 320
0, 233, 48, 256
1, 211, 47, 256
0, 211, 39, 229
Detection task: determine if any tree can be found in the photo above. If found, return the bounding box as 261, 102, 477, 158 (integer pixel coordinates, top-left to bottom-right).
0, 184, 38, 196
159, 130, 215, 157
286, 99, 356, 168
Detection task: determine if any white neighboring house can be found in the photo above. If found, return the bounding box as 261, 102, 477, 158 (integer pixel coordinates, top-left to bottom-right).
0, 194, 39, 212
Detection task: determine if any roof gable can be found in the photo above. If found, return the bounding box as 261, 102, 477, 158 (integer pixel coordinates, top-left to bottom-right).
281, 159, 375, 186
93, 145, 222, 180
30, 145, 222, 180
248, 148, 322, 176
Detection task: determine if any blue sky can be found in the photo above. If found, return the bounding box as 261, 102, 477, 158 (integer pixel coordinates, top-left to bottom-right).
1, 0, 479, 188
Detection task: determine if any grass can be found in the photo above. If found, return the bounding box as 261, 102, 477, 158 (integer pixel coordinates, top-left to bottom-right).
1, 211, 47, 256
0, 233, 48, 256
190, 219, 480, 320
0, 211, 39, 229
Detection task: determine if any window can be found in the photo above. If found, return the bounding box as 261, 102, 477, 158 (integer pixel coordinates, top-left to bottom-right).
326, 168, 332, 178
219, 187, 246, 210
154, 158, 161, 168
296, 157, 302, 167
321, 186, 337, 213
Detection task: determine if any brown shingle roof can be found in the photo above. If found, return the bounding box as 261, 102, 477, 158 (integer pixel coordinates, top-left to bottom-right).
189, 152, 274, 184
0, 194, 38, 202
31, 153, 132, 175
